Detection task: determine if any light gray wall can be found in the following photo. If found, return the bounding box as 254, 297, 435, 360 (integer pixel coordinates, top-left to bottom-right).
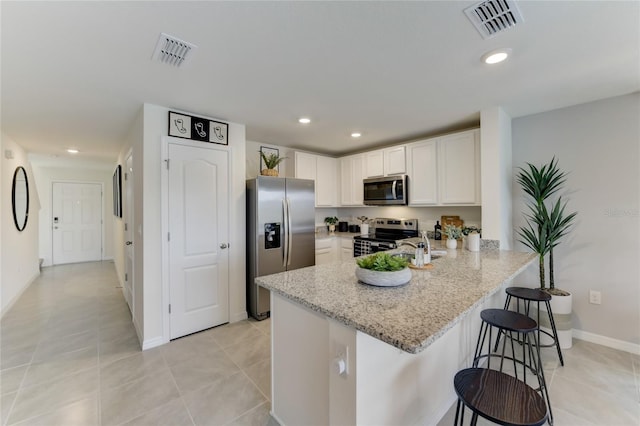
512, 92, 640, 346
0, 133, 41, 316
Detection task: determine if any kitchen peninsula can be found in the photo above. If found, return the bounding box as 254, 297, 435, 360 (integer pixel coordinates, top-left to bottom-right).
256, 245, 536, 426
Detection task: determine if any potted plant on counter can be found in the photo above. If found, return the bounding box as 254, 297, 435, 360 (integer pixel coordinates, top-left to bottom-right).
259, 150, 286, 177
355, 252, 411, 287
517, 157, 577, 348
324, 216, 339, 233
443, 224, 463, 249
357, 216, 370, 236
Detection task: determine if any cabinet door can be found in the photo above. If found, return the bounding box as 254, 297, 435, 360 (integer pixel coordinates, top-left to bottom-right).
340, 237, 354, 260
340, 154, 365, 206
408, 140, 438, 205
439, 130, 479, 204
384, 146, 406, 176
316, 156, 337, 206
295, 152, 317, 181
365, 150, 384, 178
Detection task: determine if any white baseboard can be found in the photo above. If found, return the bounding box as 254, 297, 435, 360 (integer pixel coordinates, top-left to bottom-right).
1, 270, 40, 319
142, 335, 166, 351
573, 329, 640, 355
230, 310, 249, 323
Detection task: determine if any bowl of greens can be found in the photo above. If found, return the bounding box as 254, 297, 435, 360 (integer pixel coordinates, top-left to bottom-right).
355, 252, 411, 287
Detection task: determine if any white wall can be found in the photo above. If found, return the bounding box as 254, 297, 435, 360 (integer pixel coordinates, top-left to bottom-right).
512, 92, 640, 347
31, 165, 114, 267
1, 133, 41, 316
481, 107, 513, 249
137, 104, 246, 349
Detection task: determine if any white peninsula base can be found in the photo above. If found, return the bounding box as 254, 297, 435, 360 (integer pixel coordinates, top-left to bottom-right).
270, 287, 508, 426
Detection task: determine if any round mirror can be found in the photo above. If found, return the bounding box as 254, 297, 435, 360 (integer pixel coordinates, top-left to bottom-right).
12, 166, 29, 232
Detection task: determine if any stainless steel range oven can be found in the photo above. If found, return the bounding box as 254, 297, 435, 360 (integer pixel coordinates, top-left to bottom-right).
353, 218, 418, 257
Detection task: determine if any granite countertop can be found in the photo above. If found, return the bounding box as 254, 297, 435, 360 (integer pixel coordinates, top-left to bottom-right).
256, 247, 536, 354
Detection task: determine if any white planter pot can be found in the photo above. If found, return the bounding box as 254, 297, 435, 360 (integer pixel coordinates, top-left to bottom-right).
328, 224, 336, 233
539, 292, 573, 349
360, 223, 369, 236
355, 267, 411, 287
467, 233, 480, 252
446, 238, 457, 249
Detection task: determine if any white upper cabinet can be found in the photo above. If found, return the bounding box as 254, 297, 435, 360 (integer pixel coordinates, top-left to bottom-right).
340, 154, 366, 206
384, 146, 406, 176
407, 139, 438, 205
295, 151, 338, 207
438, 130, 480, 205
365, 146, 406, 178
406, 129, 480, 206
316, 155, 337, 207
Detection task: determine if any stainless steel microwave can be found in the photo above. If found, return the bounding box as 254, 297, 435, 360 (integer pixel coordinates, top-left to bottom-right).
363, 175, 408, 205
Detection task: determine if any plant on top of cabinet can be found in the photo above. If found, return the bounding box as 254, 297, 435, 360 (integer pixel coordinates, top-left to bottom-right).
260, 150, 286, 177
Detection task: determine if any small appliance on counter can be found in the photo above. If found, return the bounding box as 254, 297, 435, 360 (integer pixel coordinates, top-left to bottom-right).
353, 218, 418, 257
348, 224, 360, 233
338, 221, 348, 232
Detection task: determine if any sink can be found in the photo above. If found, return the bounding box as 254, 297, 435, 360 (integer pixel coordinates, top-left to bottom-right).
393, 252, 442, 262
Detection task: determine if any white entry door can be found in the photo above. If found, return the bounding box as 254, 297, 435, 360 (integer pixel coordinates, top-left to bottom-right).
169, 142, 230, 339
52, 182, 103, 265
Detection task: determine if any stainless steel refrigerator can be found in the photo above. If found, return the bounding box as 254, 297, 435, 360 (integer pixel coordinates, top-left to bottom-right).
246, 176, 315, 320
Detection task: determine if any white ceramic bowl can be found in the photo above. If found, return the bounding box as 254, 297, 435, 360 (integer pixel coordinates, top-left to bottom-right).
355, 267, 411, 287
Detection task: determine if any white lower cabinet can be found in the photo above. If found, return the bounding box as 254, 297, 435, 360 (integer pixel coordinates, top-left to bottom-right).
340, 237, 354, 260
315, 238, 337, 265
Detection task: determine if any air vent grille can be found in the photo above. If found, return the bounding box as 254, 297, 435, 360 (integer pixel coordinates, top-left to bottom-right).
152, 33, 197, 67
464, 0, 524, 39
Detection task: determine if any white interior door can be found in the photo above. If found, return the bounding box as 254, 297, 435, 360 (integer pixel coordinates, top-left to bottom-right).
169, 142, 230, 339
123, 154, 134, 313
52, 182, 103, 265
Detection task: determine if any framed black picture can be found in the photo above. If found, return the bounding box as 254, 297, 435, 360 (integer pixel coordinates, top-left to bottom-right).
168, 111, 229, 145
113, 165, 122, 218
260, 146, 279, 173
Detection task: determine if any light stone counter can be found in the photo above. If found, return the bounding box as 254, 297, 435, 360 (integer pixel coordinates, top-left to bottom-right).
256, 247, 536, 354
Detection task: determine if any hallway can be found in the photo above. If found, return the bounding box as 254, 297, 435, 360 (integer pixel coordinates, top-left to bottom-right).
1, 261, 274, 426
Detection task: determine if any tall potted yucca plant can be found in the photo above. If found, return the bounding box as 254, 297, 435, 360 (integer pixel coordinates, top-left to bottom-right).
517, 157, 577, 348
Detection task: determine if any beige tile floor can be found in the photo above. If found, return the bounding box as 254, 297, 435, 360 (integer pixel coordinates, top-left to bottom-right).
1, 261, 639, 425
0, 261, 276, 426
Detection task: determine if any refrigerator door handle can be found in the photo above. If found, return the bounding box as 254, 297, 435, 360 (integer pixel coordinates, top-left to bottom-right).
282, 198, 289, 268
286, 197, 293, 266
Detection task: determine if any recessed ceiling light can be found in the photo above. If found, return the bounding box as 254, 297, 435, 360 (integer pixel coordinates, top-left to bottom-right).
351, 132, 362, 138
298, 117, 311, 124
67, 149, 79, 154
481, 48, 512, 64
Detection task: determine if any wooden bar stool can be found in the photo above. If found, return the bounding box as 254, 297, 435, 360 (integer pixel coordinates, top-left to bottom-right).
500, 287, 564, 366
453, 309, 552, 425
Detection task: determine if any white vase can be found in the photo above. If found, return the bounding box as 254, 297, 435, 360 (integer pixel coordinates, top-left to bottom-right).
540, 292, 573, 349
360, 223, 369, 236
446, 238, 457, 249
329, 224, 336, 233
467, 233, 480, 252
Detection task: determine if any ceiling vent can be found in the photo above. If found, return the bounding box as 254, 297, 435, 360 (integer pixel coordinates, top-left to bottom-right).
464, 0, 524, 39
152, 33, 197, 67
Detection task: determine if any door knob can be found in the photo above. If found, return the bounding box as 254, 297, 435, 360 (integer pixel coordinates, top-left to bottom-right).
125, 241, 133, 245
220, 243, 228, 249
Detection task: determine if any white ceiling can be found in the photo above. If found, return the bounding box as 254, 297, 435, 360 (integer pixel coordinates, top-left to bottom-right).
2, 1, 639, 164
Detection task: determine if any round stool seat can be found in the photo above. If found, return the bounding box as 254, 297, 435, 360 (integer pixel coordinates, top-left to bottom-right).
481, 309, 537, 334
506, 287, 551, 302
454, 368, 548, 426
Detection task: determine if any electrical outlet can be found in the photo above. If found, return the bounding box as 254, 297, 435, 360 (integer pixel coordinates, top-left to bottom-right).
589, 290, 602, 305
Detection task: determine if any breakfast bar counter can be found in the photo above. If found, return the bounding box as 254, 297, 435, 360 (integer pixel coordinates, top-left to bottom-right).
256, 247, 536, 425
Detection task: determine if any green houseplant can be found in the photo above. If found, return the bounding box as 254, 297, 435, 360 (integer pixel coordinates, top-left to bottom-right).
517, 157, 577, 349
443, 224, 463, 249
324, 216, 339, 232
516, 157, 577, 294
259, 150, 286, 177
355, 252, 411, 287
